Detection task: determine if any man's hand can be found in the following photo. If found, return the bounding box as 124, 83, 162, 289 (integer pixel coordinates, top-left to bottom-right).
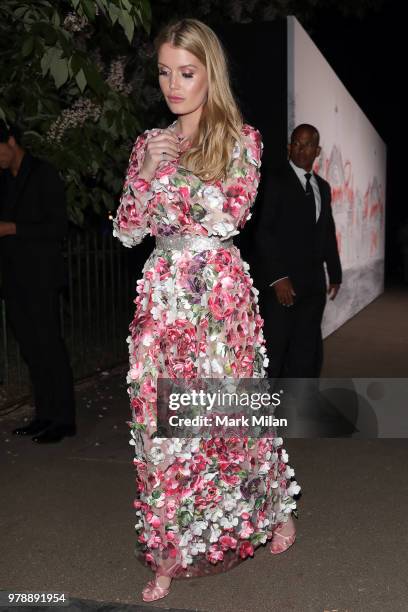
327, 283, 340, 300
0, 222, 16, 237
273, 277, 296, 306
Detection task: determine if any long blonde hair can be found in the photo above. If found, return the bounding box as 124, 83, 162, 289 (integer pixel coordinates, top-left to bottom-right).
154, 19, 243, 182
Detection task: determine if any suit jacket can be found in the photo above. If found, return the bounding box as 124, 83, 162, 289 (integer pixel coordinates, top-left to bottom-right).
253, 161, 342, 296
0, 153, 68, 294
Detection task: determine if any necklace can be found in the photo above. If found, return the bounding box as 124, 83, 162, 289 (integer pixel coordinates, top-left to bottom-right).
169, 120, 194, 144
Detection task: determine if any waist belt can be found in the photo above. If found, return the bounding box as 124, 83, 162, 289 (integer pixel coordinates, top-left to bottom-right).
155, 234, 233, 252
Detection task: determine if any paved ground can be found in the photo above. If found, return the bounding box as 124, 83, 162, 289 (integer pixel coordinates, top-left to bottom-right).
1, 288, 408, 612
322, 285, 408, 377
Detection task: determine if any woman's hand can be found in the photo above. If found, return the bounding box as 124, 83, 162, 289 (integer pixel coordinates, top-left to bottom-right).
139, 130, 181, 181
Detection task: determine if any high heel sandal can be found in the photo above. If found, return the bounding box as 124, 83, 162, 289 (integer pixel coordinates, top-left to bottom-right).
269, 516, 296, 555
141, 559, 178, 602
142, 575, 170, 602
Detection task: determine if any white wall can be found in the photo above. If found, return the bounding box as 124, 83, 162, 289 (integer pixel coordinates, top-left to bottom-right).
287, 16, 387, 336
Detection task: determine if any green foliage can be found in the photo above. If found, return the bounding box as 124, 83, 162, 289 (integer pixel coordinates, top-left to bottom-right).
0, 0, 151, 225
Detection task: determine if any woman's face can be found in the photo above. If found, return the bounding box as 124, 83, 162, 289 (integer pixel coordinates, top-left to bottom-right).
158, 43, 208, 119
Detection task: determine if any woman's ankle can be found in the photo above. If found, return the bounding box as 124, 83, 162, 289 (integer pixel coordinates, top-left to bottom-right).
277, 515, 295, 533
156, 574, 171, 588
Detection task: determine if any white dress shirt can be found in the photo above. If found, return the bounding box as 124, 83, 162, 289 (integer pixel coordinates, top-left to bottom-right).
270, 161, 321, 287
288, 159, 321, 221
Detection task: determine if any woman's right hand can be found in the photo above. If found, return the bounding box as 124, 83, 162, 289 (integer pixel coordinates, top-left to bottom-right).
139, 130, 181, 181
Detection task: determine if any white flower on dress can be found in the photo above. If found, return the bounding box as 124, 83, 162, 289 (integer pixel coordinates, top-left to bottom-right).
219, 515, 239, 529
166, 438, 183, 454
190, 520, 208, 536
155, 174, 170, 185
150, 306, 161, 320
257, 517, 270, 529
142, 333, 154, 346
190, 541, 206, 555
203, 472, 217, 481
152, 287, 162, 303
280, 449, 289, 464
112, 227, 145, 248
165, 310, 177, 325
283, 501, 297, 513
256, 532, 268, 544
223, 494, 238, 512
201, 186, 224, 209
163, 278, 175, 293
147, 446, 165, 464
181, 549, 193, 567
129, 428, 139, 447
287, 481, 301, 496
213, 222, 239, 239
206, 507, 223, 522
198, 185, 240, 239
179, 298, 192, 310
179, 530, 193, 547
258, 462, 270, 475
209, 524, 222, 542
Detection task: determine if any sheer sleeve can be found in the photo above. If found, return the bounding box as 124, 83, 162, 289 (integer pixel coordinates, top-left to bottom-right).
199, 125, 263, 240
113, 131, 153, 248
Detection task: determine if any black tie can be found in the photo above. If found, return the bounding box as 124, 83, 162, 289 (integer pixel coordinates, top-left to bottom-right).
304, 172, 316, 222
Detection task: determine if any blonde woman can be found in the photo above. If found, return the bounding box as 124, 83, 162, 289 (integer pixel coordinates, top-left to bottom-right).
113, 18, 299, 602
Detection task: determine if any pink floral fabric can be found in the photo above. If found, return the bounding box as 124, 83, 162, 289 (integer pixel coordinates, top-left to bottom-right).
113, 123, 300, 577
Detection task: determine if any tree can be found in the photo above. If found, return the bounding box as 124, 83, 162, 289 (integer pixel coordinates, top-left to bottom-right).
0, 0, 151, 225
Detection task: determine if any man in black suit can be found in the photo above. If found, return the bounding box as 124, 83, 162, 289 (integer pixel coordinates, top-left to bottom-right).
0, 121, 76, 443
256, 124, 342, 378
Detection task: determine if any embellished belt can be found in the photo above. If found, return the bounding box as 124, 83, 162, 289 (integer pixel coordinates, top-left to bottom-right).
155, 234, 233, 252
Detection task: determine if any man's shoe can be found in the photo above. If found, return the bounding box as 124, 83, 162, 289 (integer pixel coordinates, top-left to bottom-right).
12, 419, 52, 436
32, 424, 76, 444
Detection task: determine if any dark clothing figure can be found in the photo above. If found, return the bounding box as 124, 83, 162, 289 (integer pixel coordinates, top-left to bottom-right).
255, 160, 342, 378
0, 153, 75, 427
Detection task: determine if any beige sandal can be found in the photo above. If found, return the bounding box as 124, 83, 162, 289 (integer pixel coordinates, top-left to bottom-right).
270, 516, 296, 554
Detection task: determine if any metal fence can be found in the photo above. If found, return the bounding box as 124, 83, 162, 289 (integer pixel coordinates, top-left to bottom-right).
0, 228, 152, 407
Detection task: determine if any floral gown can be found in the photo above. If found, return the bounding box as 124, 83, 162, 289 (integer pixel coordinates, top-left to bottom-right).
113, 122, 300, 578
